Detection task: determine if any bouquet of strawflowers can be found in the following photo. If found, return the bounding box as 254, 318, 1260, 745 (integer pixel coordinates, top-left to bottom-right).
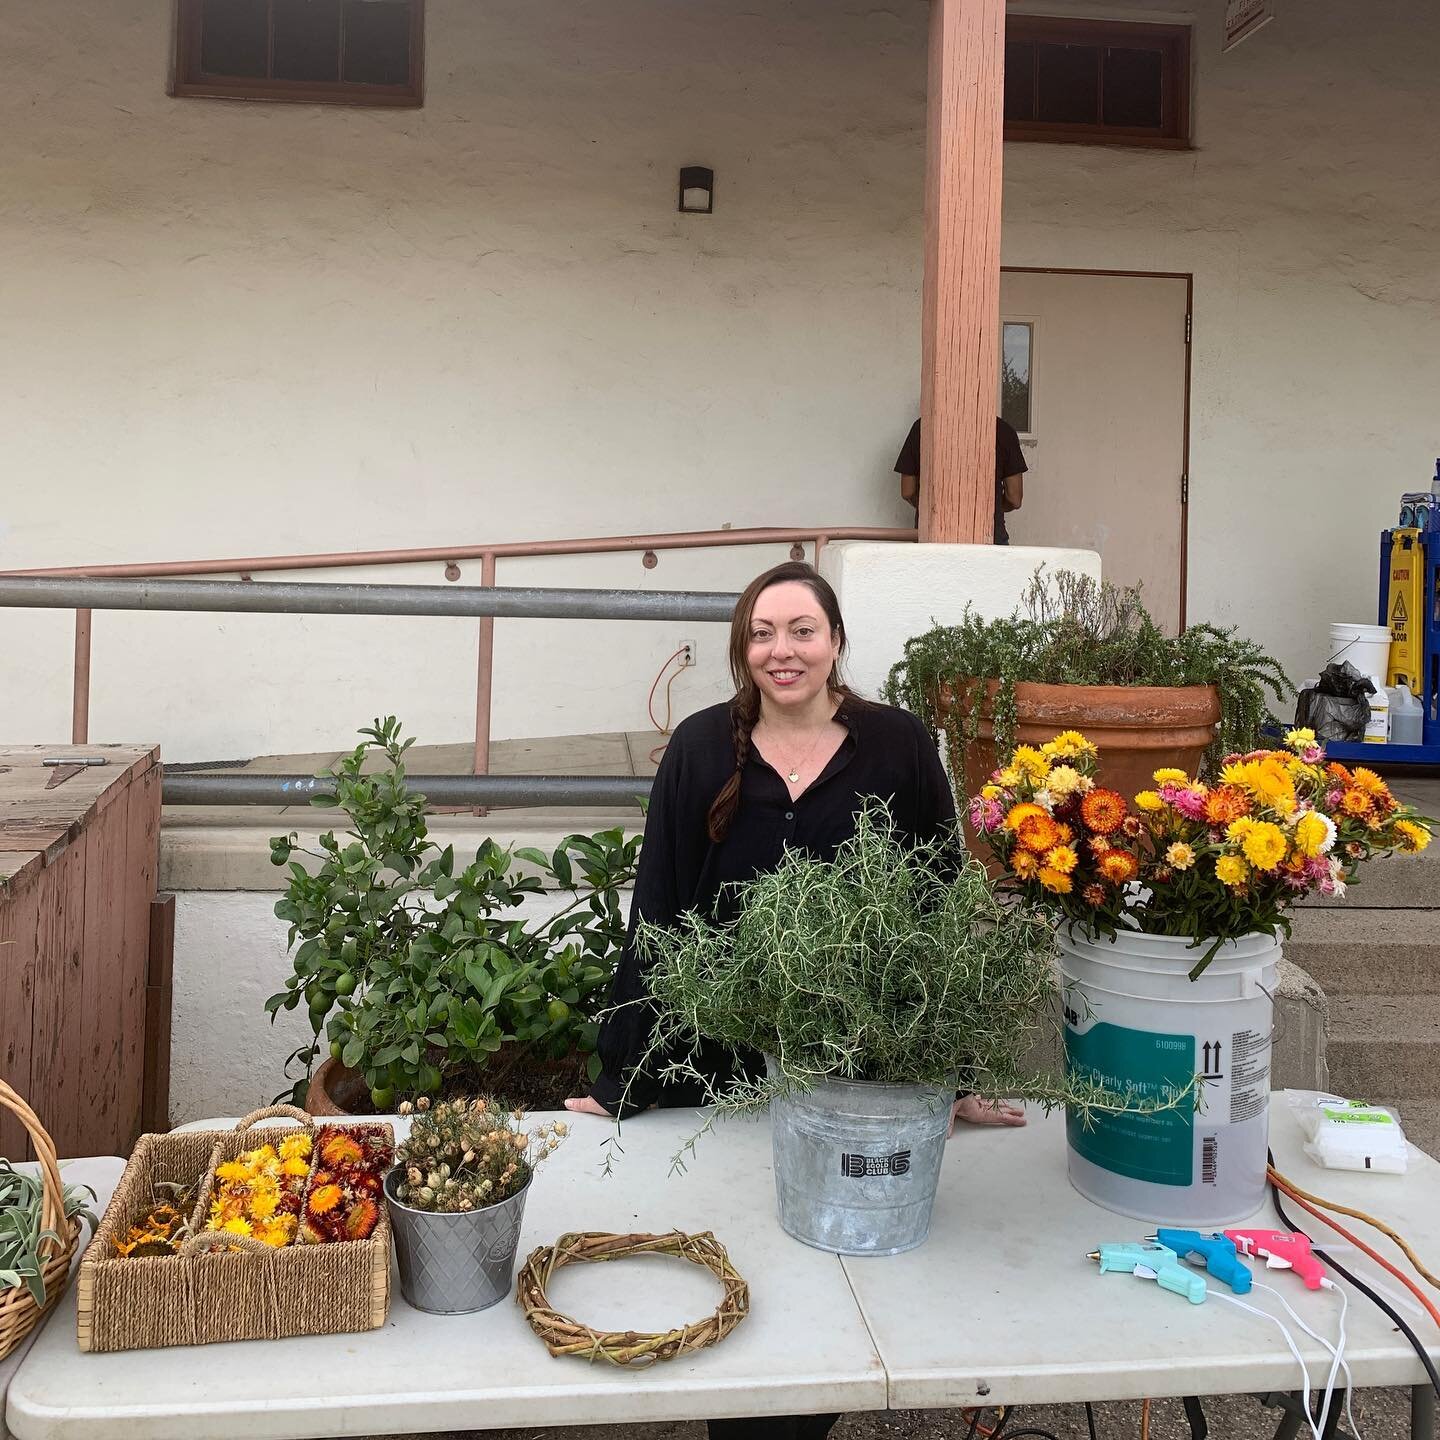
969, 728, 1433, 976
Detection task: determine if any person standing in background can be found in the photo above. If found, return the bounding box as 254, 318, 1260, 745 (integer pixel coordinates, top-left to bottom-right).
895, 416, 1027, 543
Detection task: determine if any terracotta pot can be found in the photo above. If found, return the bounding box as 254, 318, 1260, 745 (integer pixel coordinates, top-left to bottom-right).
942, 679, 1221, 848
304, 1047, 589, 1116
305, 1056, 372, 1116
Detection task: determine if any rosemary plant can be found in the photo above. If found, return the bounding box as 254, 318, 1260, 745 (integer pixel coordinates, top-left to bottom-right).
627, 803, 1194, 1152
884, 568, 1292, 783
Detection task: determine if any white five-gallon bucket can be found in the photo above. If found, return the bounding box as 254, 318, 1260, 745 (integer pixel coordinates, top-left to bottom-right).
1327, 622, 1392, 683
1059, 927, 1279, 1226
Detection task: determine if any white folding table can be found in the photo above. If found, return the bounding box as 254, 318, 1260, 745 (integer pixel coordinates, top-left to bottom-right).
0, 1158, 125, 1440
7, 1100, 1439, 1439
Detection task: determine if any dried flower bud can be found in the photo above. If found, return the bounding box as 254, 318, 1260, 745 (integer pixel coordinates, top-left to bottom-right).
397, 1100, 413, 1116
416, 1095, 431, 1111
419, 1186, 435, 1203
512, 1132, 527, 1150
553, 1121, 568, 1137
406, 1166, 422, 1186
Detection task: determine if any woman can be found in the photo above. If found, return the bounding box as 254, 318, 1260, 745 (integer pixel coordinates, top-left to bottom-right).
565, 560, 1020, 1440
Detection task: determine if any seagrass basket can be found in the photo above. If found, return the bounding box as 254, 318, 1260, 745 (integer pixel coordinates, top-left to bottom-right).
0, 1079, 86, 1362
76, 1106, 392, 1352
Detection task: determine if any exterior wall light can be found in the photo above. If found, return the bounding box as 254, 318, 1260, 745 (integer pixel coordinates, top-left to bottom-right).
678, 166, 714, 214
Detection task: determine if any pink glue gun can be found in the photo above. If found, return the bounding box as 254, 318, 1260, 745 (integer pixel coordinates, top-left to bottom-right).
1224, 1229, 1327, 1290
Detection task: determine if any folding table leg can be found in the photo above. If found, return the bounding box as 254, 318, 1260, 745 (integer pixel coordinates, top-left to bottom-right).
1413, 1383, 1436, 1440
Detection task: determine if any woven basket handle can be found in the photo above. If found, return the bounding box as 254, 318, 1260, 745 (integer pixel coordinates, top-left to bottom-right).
179, 1231, 277, 1259
0, 1078, 66, 1253
234, 1105, 314, 1131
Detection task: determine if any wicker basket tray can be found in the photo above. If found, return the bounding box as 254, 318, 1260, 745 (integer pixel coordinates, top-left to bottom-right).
76, 1107, 392, 1352
0, 1080, 87, 1363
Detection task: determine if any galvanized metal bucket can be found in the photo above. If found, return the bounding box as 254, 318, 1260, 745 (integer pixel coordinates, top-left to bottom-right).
767, 1057, 954, 1256
383, 1168, 530, 1314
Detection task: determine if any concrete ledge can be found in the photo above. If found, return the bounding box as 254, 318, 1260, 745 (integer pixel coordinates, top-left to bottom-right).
1272, 958, 1329, 1093
161, 808, 645, 891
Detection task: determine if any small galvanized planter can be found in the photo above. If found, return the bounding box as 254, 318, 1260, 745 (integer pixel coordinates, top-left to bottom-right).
383, 1169, 530, 1314
768, 1058, 954, 1257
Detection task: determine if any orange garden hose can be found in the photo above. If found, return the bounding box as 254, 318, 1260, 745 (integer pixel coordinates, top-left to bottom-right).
1268, 1166, 1440, 1330
1139, 1398, 1150, 1440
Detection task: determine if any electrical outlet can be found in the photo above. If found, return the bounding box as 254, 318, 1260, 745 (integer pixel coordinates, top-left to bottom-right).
679, 639, 696, 667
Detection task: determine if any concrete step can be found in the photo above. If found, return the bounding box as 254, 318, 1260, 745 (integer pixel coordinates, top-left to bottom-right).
1325, 992, 1440, 1101
1285, 908, 1439, 994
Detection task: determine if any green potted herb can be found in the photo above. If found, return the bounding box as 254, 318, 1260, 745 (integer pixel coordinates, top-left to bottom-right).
629, 803, 1184, 1256
885, 569, 1291, 818
265, 718, 641, 1113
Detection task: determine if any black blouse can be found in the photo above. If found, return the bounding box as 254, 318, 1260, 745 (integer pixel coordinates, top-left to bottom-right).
589, 695, 957, 1116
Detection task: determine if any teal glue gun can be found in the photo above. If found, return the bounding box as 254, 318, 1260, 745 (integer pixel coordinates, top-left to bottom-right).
1088, 1243, 1206, 1304
1149, 1229, 1252, 1294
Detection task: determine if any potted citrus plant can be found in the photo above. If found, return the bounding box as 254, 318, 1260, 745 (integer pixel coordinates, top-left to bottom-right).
969, 728, 1434, 1224
885, 569, 1292, 825
384, 1096, 565, 1314
627, 803, 1183, 1256
265, 718, 641, 1113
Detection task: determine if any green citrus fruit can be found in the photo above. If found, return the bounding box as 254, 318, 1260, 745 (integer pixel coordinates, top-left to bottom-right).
369, 1085, 394, 1110
546, 999, 571, 1024
335, 970, 357, 997
330, 1040, 344, 1062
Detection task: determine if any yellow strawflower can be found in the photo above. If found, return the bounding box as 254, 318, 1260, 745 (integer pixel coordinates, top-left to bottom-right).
219, 1217, 254, 1239
1039, 866, 1073, 894
1240, 821, 1288, 872
1134, 790, 1164, 813
279, 1134, 313, 1162
1293, 811, 1332, 859
1215, 854, 1250, 888
1226, 817, 1257, 842
1153, 768, 1189, 786
1285, 727, 1317, 750
1165, 842, 1196, 871
1042, 730, 1098, 759
1044, 844, 1079, 875
1394, 819, 1432, 853
981, 783, 1003, 800
995, 766, 1021, 788
1013, 850, 1041, 879
1046, 765, 1085, 798
1011, 746, 1051, 782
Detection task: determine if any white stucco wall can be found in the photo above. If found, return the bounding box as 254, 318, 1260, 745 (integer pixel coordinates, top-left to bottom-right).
171, 887, 587, 1123
4, 0, 1438, 759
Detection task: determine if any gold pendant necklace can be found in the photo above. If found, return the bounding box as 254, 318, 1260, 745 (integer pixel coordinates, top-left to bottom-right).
766, 723, 830, 787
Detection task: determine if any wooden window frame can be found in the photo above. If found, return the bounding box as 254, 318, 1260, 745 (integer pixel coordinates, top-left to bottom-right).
1004, 15, 1191, 150
171, 0, 425, 108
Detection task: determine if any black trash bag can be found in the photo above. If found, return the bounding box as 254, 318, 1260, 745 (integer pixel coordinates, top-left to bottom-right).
1295, 661, 1376, 743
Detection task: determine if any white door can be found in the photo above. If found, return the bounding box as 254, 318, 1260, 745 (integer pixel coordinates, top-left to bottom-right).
998, 270, 1190, 631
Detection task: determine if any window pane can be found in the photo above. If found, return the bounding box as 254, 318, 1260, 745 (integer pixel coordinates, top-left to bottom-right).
343, 1, 411, 85
1003, 41, 1035, 122
1103, 47, 1164, 129
1001, 323, 1032, 435
1036, 43, 1100, 125
274, 0, 341, 82
200, 0, 269, 77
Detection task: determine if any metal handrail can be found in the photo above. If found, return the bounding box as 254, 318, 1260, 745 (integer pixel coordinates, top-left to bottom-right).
162, 773, 653, 808
2, 523, 916, 774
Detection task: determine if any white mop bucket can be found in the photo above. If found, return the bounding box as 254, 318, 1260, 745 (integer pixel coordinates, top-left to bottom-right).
1326, 622, 1392, 682
1059, 927, 1279, 1226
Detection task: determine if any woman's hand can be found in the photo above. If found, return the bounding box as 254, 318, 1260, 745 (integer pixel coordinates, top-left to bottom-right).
563, 1096, 613, 1118
948, 1095, 1026, 1136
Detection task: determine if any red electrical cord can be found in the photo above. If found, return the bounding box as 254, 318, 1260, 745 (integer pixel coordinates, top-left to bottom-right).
1268, 1166, 1440, 1330
646, 647, 690, 765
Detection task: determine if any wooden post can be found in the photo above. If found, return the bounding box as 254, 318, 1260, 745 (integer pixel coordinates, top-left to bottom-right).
920, 0, 1005, 544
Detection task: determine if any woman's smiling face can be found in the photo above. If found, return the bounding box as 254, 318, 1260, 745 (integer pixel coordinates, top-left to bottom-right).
745, 581, 842, 710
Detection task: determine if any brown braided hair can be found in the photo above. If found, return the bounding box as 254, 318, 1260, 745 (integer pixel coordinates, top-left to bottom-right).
706, 561, 857, 842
